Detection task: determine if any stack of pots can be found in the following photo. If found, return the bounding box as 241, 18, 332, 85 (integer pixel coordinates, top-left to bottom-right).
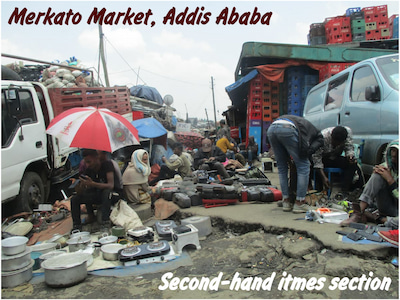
1, 236, 34, 288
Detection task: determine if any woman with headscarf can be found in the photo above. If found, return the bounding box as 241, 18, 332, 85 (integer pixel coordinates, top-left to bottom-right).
122, 149, 151, 204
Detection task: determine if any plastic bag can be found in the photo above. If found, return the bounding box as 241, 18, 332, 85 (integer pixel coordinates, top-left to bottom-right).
110, 200, 143, 230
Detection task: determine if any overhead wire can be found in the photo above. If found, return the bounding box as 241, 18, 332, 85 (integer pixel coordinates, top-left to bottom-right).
102, 35, 147, 85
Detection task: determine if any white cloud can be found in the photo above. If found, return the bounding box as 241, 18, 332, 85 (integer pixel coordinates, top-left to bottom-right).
152, 29, 212, 52
78, 26, 146, 53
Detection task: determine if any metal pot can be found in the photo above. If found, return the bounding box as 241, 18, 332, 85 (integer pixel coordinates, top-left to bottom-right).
111, 226, 125, 237
67, 235, 91, 252
1, 259, 34, 288
1, 236, 29, 256
1, 247, 32, 272
69, 230, 91, 240
101, 243, 125, 261
98, 235, 118, 245
87, 242, 101, 258
41, 253, 88, 287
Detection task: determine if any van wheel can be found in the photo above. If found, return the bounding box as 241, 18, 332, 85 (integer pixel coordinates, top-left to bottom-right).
18, 172, 44, 212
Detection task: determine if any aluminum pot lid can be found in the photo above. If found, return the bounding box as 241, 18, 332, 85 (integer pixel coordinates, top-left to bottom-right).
67, 235, 91, 245
47, 234, 66, 243
98, 235, 118, 244
69, 231, 91, 239
3, 222, 33, 236
41, 252, 88, 270
30, 242, 58, 252
1, 246, 31, 260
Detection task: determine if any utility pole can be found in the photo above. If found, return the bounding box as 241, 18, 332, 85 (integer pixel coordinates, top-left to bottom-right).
205, 108, 210, 129
98, 24, 110, 87
211, 76, 217, 128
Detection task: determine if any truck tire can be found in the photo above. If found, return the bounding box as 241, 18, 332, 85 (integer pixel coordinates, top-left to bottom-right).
18, 172, 45, 212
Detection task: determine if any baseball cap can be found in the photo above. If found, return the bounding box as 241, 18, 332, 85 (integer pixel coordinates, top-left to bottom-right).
202, 140, 212, 152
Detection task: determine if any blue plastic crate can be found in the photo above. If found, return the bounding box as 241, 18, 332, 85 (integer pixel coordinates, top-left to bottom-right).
346, 7, 361, 17
304, 75, 318, 86
288, 108, 303, 116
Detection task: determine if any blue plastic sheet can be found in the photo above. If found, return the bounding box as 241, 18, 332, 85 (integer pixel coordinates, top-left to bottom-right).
131, 118, 167, 138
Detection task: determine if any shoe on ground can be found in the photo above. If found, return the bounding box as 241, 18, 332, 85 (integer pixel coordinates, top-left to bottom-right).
378, 229, 399, 246
282, 201, 293, 212
71, 224, 82, 233
339, 212, 367, 227
277, 200, 283, 207
292, 202, 314, 214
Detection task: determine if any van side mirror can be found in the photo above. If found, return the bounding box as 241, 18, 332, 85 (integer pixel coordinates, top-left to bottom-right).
365, 85, 380, 101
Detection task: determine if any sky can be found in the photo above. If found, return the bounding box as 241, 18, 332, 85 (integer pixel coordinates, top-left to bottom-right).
1, 0, 399, 121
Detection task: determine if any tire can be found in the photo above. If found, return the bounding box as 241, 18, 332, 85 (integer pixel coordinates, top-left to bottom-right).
18, 172, 45, 212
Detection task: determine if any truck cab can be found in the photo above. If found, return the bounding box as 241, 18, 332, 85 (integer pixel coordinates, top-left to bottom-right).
1, 81, 79, 212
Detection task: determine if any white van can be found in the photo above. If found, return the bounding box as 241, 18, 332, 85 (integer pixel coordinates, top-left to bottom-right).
303, 54, 399, 175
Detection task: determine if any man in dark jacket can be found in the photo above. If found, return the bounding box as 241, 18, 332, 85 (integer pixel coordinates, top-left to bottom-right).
267, 115, 324, 213
194, 138, 230, 178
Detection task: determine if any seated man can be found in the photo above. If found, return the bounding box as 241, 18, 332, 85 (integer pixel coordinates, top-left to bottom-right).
340, 140, 398, 227
70, 149, 119, 231
239, 136, 259, 166
312, 126, 362, 193
149, 142, 192, 185
216, 134, 236, 159
194, 138, 230, 179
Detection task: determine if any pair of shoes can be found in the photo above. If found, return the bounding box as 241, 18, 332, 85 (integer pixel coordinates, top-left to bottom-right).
292, 202, 314, 214
378, 229, 399, 246
282, 200, 293, 212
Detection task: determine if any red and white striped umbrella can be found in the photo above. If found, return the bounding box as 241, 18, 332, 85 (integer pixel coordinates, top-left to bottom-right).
46, 107, 140, 153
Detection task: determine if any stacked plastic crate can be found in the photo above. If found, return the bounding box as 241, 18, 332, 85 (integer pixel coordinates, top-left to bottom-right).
325, 16, 352, 44
246, 74, 263, 154
389, 14, 399, 38
286, 67, 319, 116
347, 7, 366, 41
308, 23, 326, 45
318, 62, 355, 82
362, 5, 390, 40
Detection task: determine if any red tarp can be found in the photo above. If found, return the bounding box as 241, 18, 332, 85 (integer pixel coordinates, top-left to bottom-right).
255, 60, 328, 83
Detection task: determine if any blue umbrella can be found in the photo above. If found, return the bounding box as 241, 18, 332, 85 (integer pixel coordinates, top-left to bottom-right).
131, 117, 167, 138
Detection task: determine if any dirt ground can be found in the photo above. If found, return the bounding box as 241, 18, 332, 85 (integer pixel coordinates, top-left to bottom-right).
2, 216, 398, 299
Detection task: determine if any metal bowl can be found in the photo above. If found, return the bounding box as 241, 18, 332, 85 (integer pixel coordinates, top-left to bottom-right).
1, 236, 29, 256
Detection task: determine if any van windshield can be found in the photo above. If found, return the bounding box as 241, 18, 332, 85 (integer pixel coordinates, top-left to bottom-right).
376, 55, 399, 91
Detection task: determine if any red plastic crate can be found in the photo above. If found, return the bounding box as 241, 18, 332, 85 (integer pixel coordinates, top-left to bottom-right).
375, 5, 388, 14
365, 30, 381, 40
249, 111, 262, 120
389, 14, 399, 25
48, 86, 132, 117
362, 6, 375, 16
